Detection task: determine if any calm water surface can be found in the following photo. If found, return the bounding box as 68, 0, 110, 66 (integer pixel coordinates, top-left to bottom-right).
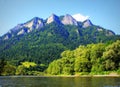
0, 76, 120, 87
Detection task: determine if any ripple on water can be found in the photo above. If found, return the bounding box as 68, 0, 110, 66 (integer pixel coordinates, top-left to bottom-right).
0, 84, 32, 87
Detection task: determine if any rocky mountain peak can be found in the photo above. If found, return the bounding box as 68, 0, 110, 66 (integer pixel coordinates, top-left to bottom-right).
10, 24, 24, 33
83, 19, 93, 28
24, 17, 44, 30
62, 14, 78, 26
46, 14, 61, 24
3, 17, 45, 40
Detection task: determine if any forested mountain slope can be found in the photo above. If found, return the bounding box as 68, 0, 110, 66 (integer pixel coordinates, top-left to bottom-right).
0, 14, 120, 75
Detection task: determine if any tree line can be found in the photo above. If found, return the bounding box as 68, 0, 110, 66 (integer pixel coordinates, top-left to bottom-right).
1, 40, 120, 76
47, 40, 120, 75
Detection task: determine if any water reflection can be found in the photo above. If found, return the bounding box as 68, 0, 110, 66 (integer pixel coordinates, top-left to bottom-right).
0, 76, 120, 87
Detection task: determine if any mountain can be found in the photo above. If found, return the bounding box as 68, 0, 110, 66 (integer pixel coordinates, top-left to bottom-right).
61, 14, 78, 26
3, 17, 44, 40
24, 17, 44, 31
2, 14, 116, 40
47, 14, 61, 24
0, 14, 119, 71
82, 19, 93, 28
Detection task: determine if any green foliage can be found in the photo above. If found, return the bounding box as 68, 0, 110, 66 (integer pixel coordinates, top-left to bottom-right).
0, 40, 120, 76
102, 40, 120, 70
47, 40, 120, 75
0, 59, 7, 75
21, 61, 37, 68
16, 65, 27, 75
15, 61, 47, 75
2, 64, 16, 75
0, 60, 16, 76
47, 60, 62, 75
74, 46, 91, 72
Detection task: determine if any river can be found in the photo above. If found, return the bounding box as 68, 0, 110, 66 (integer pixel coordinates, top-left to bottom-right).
0, 76, 120, 87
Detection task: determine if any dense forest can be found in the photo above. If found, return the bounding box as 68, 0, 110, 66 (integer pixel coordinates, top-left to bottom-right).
0, 40, 120, 75
47, 40, 120, 75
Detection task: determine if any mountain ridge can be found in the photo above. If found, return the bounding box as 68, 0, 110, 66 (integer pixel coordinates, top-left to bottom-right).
1, 13, 116, 40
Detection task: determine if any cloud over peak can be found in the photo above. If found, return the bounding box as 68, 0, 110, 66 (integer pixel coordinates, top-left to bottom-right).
72, 13, 89, 22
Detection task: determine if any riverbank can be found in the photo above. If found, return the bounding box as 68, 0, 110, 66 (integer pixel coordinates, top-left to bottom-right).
52, 74, 120, 77
0, 74, 119, 78
0, 71, 120, 77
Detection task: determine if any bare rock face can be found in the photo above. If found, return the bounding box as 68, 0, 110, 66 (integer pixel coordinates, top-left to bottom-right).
11, 24, 23, 32
83, 19, 93, 28
47, 14, 61, 24
97, 28, 103, 32
3, 33, 13, 40
24, 17, 44, 30
106, 30, 115, 36
3, 17, 45, 40
62, 14, 78, 26
4, 35, 9, 40
17, 29, 25, 35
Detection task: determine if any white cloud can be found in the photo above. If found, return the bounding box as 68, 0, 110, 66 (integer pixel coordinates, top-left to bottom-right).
72, 13, 89, 22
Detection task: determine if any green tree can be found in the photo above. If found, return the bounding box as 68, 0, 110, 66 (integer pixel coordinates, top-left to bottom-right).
47, 60, 62, 75
102, 40, 120, 70
2, 64, 16, 75
89, 43, 106, 72
61, 57, 74, 75
16, 65, 27, 75
89, 43, 105, 63
0, 59, 7, 75
74, 45, 91, 73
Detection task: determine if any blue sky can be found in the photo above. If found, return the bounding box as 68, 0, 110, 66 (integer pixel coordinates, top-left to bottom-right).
0, 0, 120, 36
